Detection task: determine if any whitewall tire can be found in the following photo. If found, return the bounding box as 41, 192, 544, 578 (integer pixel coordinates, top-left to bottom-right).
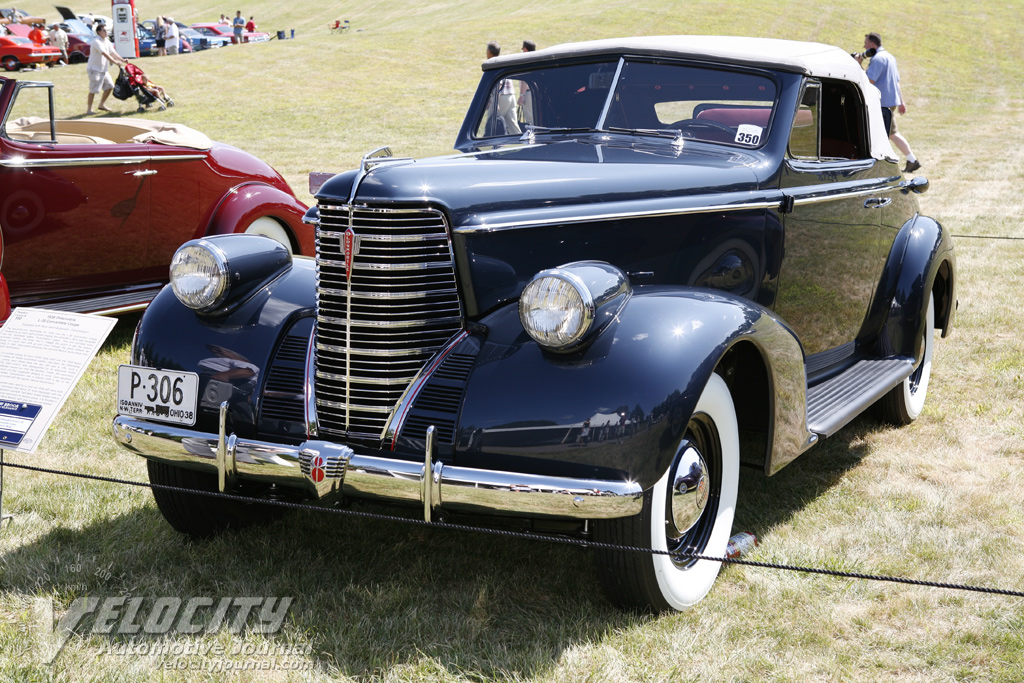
594, 372, 739, 611
877, 293, 935, 424
243, 217, 293, 254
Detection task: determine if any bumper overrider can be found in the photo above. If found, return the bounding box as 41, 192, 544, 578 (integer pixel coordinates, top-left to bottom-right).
111, 407, 643, 522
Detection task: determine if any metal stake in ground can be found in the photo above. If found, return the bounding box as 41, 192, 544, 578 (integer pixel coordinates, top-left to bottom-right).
0, 449, 11, 528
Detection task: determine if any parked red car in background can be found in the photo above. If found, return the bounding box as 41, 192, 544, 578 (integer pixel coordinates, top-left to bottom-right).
190, 22, 269, 43
0, 35, 61, 70
0, 78, 311, 319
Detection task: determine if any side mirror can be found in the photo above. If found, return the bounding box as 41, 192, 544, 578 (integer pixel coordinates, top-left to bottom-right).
901, 176, 929, 194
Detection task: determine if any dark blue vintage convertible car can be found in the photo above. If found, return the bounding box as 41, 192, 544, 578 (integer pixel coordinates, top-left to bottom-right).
112, 36, 956, 611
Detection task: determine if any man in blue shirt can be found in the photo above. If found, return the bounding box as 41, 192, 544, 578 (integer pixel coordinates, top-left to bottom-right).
232, 11, 245, 44
858, 32, 921, 173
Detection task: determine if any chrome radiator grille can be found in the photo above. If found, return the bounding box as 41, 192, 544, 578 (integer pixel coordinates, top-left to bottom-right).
314, 203, 463, 441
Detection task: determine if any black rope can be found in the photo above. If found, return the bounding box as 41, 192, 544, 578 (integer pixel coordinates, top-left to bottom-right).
951, 234, 1024, 241
2, 459, 1023, 598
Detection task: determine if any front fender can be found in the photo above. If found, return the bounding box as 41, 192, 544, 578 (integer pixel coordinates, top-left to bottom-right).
871, 214, 956, 361
131, 257, 316, 439
455, 287, 811, 490
205, 182, 313, 256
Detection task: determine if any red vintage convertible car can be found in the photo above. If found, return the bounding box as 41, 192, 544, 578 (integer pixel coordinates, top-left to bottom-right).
0, 77, 311, 320
0, 35, 61, 70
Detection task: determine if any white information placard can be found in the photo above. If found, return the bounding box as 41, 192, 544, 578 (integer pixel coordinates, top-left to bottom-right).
0, 308, 116, 453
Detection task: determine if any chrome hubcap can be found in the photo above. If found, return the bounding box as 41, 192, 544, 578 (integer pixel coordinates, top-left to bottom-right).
666, 441, 709, 539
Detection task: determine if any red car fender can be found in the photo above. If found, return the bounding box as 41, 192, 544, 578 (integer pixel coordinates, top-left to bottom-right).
0, 273, 10, 324
0, 228, 7, 323
204, 181, 313, 256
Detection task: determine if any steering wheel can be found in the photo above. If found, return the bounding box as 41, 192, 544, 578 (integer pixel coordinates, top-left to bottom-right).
672, 119, 736, 139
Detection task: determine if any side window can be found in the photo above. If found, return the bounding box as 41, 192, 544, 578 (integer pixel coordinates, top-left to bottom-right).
3, 84, 55, 143
788, 81, 819, 159
788, 78, 869, 161
819, 79, 868, 160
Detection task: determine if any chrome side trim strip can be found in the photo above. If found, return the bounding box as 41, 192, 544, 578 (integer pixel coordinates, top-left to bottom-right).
456, 199, 781, 233
455, 180, 900, 234
147, 154, 209, 162
0, 153, 205, 168
112, 416, 644, 520
791, 183, 900, 207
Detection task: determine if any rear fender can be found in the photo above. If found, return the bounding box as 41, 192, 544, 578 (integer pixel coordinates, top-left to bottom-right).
871, 214, 956, 362
456, 288, 812, 490
204, 182, 313, 256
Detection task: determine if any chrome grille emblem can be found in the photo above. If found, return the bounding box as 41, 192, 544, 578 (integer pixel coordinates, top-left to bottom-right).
343, 227, 360, 282
314, 203, 464, 442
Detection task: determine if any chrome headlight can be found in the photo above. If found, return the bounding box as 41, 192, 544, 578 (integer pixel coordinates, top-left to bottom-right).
168, 235, 292, 315
170, 240, 229, 311
519, 261, 631, 352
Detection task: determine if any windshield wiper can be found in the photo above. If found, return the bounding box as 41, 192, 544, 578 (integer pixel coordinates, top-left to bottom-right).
519, 125, 596, 143
605, 126, 687, 150
606, 126, 681, 139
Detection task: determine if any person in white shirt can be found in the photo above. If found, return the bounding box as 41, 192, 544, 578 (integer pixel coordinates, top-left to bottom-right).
485, 41, 521, 135
48, 23, 68, 64
165, 17, 180, 55
85, 24, 126, 114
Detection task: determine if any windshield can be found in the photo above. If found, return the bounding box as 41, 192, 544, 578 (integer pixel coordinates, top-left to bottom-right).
474, 58, 778, 148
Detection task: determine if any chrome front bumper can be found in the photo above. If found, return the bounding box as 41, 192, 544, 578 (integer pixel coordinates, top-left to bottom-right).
111, 413, 643, 521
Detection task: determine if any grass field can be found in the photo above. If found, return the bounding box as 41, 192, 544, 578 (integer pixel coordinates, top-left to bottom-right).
1, 0, 1023, 681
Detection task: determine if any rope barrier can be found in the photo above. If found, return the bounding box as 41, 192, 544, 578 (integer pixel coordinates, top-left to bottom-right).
950, 234, 1024, 241
2, 458, 1022, 598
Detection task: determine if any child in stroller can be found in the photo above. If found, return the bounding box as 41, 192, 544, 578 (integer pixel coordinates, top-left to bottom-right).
113, 63, 174, 112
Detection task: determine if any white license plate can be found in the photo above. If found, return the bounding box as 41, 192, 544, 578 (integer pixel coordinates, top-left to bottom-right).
117, 365, 199, 426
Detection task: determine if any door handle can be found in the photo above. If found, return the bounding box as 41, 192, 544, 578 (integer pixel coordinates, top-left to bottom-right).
863, 197, 892, 209
127, 169, 158, 177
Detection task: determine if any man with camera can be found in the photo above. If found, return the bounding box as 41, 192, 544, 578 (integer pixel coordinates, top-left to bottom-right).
855, 32, 921, 173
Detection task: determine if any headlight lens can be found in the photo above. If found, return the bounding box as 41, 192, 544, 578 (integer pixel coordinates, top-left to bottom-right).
519, 271, 594, 350
169, 241, 230, 311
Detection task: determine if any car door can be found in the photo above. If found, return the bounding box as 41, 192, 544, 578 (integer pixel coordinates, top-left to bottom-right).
0, 82, 152, 301
144, 150, 203, 274
774, 78, 894, 365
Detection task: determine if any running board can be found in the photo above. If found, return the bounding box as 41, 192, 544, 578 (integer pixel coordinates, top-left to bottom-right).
17, 285, 163, 316
806, 358, 914, 437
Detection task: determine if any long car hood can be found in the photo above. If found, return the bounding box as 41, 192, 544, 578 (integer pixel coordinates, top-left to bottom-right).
317, 138, 777, 317
321, 138, 771, 228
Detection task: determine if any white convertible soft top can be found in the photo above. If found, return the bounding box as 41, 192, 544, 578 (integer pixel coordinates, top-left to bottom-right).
485, 36, 897, 161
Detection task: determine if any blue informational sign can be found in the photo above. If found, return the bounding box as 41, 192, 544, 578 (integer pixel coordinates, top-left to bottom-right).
0, 400, 42, 447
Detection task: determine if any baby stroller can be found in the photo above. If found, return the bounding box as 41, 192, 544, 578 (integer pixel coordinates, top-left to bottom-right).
113, 63, 174, 112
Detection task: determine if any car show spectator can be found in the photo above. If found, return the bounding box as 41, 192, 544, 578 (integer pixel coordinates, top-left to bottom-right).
165, 17, 179, 55
245, 16, 256, 32
522, 39, 536, 52
218, 14, 230, 25
856, 32, 921, 173
27, 22, 45, 45
85, 24, 127, 115
154, 16, 166, 56
48, 23, 68, 64
232, 11, 244, 43
484, 42, 521, 135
